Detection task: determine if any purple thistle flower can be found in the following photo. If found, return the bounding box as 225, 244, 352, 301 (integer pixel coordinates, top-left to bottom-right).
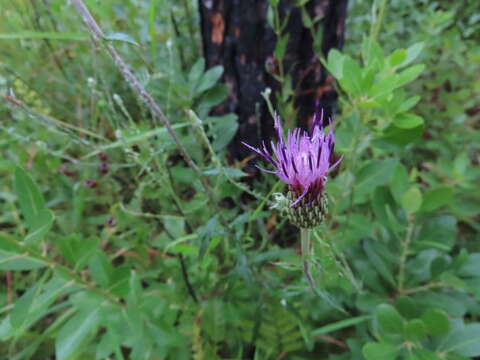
242, 109, 343, 208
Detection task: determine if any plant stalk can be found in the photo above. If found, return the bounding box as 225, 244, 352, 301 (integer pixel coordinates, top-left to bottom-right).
301, 228, 315, 290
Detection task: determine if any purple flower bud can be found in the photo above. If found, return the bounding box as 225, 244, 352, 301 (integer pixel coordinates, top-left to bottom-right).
105, 217, 116, 228
84, 179, 98, 189
59, 164, 76, 178
99, 162, 109, 175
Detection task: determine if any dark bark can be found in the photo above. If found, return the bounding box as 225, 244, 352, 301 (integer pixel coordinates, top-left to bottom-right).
199, 0, 348, 160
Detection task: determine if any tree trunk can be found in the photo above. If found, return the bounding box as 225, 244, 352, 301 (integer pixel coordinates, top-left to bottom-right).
199, 0, 348, 160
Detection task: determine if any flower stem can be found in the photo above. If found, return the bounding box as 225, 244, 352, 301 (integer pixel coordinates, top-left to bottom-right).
301, 228, 315, 290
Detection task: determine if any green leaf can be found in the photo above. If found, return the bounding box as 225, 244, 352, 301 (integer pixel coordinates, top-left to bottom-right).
88, 251, 113, 287
393, 114, 424, 129
194, 65, 223, 95
382, 122, 424, 145
326, 49, 344, 79
396, 64, 425, 88
364, 240, 396, 286
376, 304, 404, 335
10, 276, 72, 333
416, 216, 456, 252
355, 158, 398, 202
57, 235, 99, 270
420, 308, 450, 336
301, 6, 313, 28
453, 152, 469, 178
56, 308, 99, 360
197, 84, 229, 113
397, 95, 421, 113
396, 296, 422, 319
14, 167, 54, 245
414, 291, 468, 318
389, 49, 407, 67
371, 187, 395, 229
458, 253, 480, 277
340, 56, 363, 95
311, 315, 371, 336
363, 342, 399, 360
275, 34, 289, 61
439, 323, 480, 357
162, 215, 185, 238
404, 42, 425, 66
401, 186, 423, 215
430, 257, 450, 279
208, 114, 239, 151
24, 209, 54, 245
407, 349, 443, 360
169, 243, 198, 256
127, 270, 142, 306
11, 281, 44, 329
362, 38, 384, 68
0, 249, 46, 270
421, 187, 454, 212
14, 166, 45, 228
369, 64, 424, 101
389, 163, 410, 204
198, 215, 220, 260
104, 32, 139, 46
188, 58, 205, 86
404, 319, 427, 341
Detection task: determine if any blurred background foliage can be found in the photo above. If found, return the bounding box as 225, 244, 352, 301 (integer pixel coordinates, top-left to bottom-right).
0, 0, 479, 359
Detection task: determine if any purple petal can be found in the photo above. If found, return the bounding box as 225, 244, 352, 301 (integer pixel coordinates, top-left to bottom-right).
328, 155, 344, 172
274, 113, 284, 145
290, 188, 309, 207
255, 164, 277, 174
242, 141, 271, 162
311, 107, 324, 132
316, 142, 323, 167
291, 156, 298, 174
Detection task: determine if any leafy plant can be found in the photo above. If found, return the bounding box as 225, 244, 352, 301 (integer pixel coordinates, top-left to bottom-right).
0, 0, 478, 359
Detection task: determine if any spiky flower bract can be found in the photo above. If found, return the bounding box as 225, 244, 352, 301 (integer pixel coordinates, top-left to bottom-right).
243, 109, 342, 228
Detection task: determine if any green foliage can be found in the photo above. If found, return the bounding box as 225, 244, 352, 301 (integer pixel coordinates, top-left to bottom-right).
0, 0, 479, 359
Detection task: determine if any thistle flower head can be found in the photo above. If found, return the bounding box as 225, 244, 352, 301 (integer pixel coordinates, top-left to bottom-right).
243, 109, 342, 227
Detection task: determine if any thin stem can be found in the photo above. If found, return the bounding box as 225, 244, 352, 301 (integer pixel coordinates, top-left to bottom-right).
273, 5, 285, 80
399, 282, 446, 296
397, 221, 414, 292
178, 253, 199, 303
370, 0, 388, 42
301, 228, 315, 290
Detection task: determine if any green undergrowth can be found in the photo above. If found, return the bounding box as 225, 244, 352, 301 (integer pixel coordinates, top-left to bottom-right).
0, 0, 479, 359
